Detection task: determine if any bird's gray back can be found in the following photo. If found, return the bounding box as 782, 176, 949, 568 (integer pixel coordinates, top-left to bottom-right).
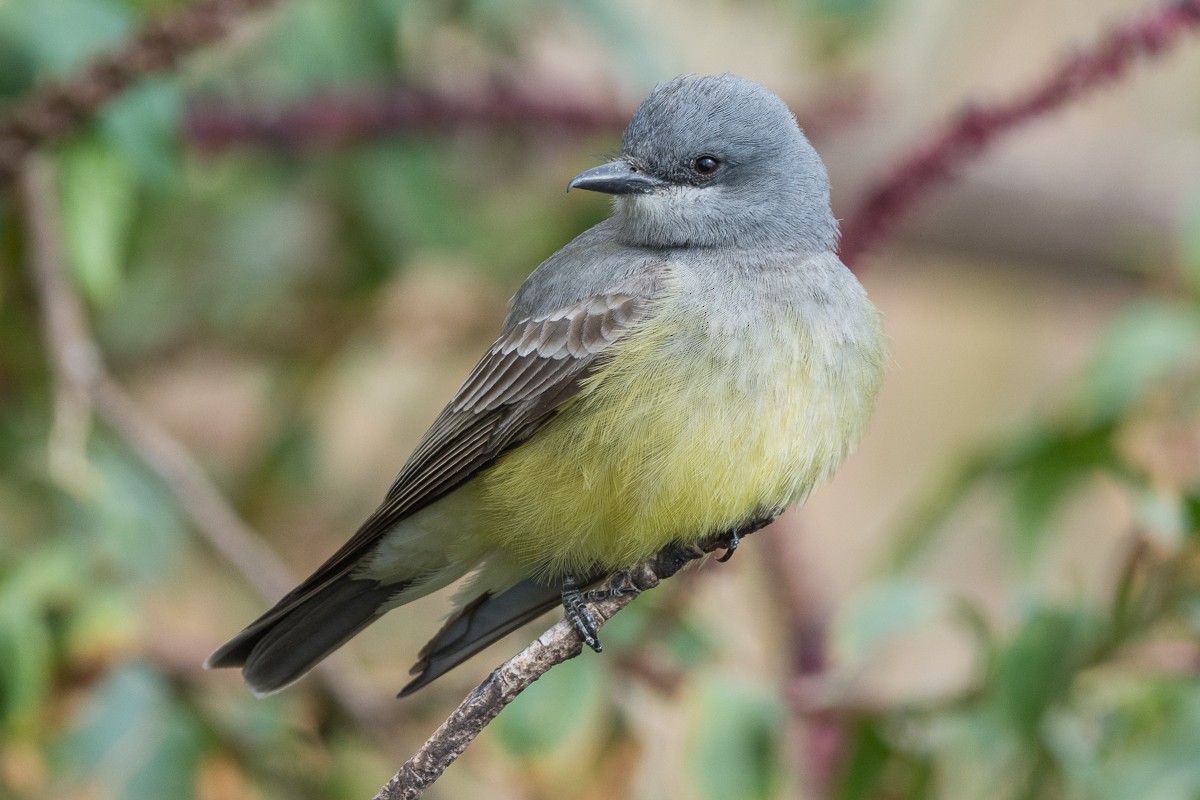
505, 219, 667, 325
507, 219, 872, 346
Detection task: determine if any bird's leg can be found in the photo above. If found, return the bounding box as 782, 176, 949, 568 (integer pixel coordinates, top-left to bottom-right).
562, 576, 603, 652
565, 512, 780, 650
716, 513, 779, 563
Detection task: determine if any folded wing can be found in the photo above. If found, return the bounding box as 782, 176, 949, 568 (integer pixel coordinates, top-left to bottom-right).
206, 268, 670, 694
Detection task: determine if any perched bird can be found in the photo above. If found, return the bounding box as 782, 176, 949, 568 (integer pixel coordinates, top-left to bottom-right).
207, 74, 886, 697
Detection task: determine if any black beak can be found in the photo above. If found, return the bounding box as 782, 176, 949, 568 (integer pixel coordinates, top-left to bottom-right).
568, 159, 665, 195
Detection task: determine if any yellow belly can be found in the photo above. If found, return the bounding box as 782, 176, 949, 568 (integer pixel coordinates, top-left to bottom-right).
471, 303, 881, 579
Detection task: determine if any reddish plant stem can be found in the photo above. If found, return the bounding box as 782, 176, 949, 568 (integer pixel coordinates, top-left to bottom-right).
839, 0, 1200, 268
185, 84, 632, 151
757, 518, 848, 799
0, 0, 278, 183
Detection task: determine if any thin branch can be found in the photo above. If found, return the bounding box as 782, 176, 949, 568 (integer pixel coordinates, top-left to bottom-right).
18, 155, 378, 728
0, 0, 280, 184
22, 157, 292, 600
22, 147, 102, 496
372, 537, 736, 800
185, 83, 632, 152
838, 0, 1200, 268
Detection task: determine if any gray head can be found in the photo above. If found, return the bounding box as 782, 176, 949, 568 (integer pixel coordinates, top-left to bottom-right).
569, 74, 837, 252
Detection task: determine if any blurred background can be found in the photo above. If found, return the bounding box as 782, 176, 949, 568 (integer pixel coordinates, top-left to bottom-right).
1, 0, 1199, 798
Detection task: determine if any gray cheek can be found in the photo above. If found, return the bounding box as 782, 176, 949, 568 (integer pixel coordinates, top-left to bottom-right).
643, 188, 716, 228
617, 185, 751, 249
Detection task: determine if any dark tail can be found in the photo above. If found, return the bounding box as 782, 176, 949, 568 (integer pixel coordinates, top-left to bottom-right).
400, 578, 565, 696
206, 575, 399, 696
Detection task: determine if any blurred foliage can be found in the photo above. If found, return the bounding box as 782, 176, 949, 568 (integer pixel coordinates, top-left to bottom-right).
865, 286, 1200, 800
1, 0, 1199, 799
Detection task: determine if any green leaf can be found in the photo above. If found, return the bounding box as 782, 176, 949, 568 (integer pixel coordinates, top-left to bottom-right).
0, 25, 37, 98
891, 300, 1199, 570
836, 719, 892, 800
923, 712, 1023, 798
567, 0, 671, 82
100, 79, 183, 187
885, 452, 993, 571
812, 0, 884, 14
225, 0, 399, 95
492, 657, 604, 758
1185, 493, 1200, 542
1046, 678, 1200, 800
836, 717, 935, 800
3, 537, 91, 607
989, 606, 1102, 736
662, 615, 717, 668
55, 664, 203, 800
1132, 487, 1189, 548
781, 0, 887, 58
688, 676, 785, 800
1179, 191, 1200, 297
0, 602, 53, 735
0, 542, 91, 734
58, 139, 138, 304
1004, 422, 1120, 560
0, 0, 131, 74
1085, 302, 1200, 422
204, 184, 328, 326
74, 440, 186, 581
336, 144, 467, 260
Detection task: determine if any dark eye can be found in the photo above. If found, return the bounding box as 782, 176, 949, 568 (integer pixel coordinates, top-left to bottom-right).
692, 155, 720, 175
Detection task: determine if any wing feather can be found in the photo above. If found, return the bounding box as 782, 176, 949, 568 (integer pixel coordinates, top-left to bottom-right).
248, 268, 670, 618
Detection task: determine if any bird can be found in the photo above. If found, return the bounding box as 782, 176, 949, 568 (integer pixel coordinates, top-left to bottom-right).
206, 73, 887, 698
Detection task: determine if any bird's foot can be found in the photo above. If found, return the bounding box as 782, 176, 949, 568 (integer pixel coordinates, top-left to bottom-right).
562, 576, 603, 652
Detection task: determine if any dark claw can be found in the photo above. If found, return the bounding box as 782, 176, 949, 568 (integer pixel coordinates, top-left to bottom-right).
716, 514, 777, 563
717, 527, 740, 562
562, 577, 603, 652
